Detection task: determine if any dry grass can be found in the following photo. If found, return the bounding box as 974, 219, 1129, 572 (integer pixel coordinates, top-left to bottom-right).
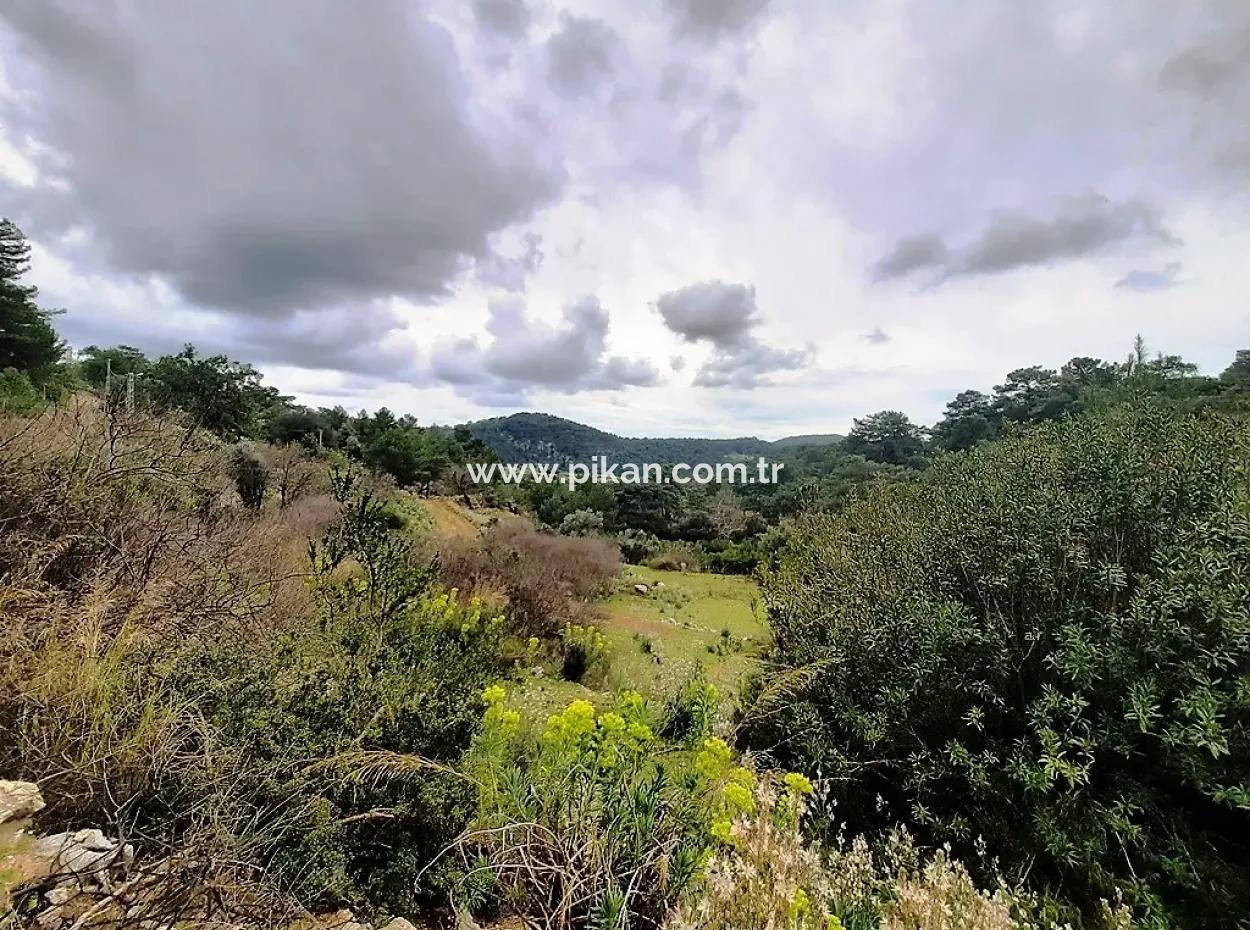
0, 397, 335, 834
438, 522, 620, 636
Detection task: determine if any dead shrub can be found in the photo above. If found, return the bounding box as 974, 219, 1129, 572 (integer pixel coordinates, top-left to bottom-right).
438, 521, 620, 636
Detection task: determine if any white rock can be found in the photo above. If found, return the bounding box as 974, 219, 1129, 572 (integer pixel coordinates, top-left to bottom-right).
32, 829, 122, 875
0, 780, 45, 823
633, 583, 649, 595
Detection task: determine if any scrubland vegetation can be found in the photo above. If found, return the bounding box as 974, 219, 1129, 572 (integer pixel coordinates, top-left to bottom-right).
3, 215, 1250, 929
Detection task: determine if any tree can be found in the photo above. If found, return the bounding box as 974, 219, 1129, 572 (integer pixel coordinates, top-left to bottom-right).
361, 426, 451, 493
1059, 355, 1117, 389
0, 218, 64, 381
746, 404, 1250, 926
260, 443, 318, 508
148, 346, 278, 439
843, 410, 927, 466
1221, 349, 1250, 385
78, 345, 151, 391
931, 390, 996, 452
991, 366, 1072, 422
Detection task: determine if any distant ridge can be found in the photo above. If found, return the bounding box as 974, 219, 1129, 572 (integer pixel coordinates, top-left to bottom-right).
463, 412, 842, 464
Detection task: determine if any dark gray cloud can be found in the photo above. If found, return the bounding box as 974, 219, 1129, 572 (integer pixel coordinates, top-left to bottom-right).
0, 0, 561, 316
871, 235, 948, 281
664, 0, 771, 41
656, 280, 808, 388
472, 0, 531, 38
1114, 262, 1184, 292
874, 194, 1179, 283
430, 295, 658, 401
656, 280, 758, 347
545, 13, 621, 98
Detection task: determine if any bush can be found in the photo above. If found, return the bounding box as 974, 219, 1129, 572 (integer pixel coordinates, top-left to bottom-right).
700, 539, 761, 575
0, 415, 503, 918
559, 508, 605, 537
229, 446, 268, 509
559, 622, 610, 685
197, 585, 505, 912
646, 546, 701, 572
742, 405, 1250, 928
454, 689, 761, 929
439, 522, 621, 636
618, 527, 660, 564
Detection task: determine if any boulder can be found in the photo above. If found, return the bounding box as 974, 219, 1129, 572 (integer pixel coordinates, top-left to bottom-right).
382, 919, 418, 930
632, 583, 649, 595
32, 829, 132, 877
0, 780, 45, 823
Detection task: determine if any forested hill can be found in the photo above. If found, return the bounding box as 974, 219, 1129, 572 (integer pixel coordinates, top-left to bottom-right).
464, 412, 842, 463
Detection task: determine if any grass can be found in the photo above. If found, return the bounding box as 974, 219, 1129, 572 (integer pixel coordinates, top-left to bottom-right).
409, 495, 527, 539
406, 498, 770, 710
597, 565, 767, 700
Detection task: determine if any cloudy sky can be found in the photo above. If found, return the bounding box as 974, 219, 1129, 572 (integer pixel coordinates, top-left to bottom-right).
0, 0, 1246, 437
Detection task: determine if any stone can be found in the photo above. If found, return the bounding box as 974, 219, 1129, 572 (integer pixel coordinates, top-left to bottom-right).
382, 919, 418, 930
0, 780, 45, 823
31, 829, 125, 876
632, 583, 649, 595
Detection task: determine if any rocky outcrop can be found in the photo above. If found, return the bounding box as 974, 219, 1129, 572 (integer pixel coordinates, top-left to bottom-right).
0, 780, 45, 823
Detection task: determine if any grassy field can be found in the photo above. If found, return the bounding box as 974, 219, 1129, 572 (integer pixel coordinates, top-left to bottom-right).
596, 565, 766, 698
409, 497, 769, 710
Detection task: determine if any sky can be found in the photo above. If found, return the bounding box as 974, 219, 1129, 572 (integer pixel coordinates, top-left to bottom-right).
0, 0, 1247, 438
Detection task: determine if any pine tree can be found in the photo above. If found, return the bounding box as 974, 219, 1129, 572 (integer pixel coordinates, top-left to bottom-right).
0, 218, 64, 378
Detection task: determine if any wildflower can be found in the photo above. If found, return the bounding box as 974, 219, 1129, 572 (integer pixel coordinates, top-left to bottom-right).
482, 684, 506, 707
627, 721, 654, 743
728, 766, 756, 789
710, 818, 733, 843
598, 711, 626, 734
696, 737, 732, 779
723, 781, 756, 815
784, 771, 815, 796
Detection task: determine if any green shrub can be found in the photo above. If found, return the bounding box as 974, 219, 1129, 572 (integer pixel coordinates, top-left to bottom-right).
229, 446, 268, 509
647, 546, 701, 572
184, 468, 507, 913
742, 405, 1250, 928
0, 367, 42, 414
559, 622, 610, 685
198, 586, 504, 912
455, 689, 759, 928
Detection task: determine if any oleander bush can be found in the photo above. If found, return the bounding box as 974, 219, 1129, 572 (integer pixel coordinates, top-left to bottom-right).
743, 404, 1250, 928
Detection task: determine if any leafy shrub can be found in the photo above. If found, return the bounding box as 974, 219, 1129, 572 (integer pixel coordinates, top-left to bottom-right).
618, 528, 661, 564
559, 622, 610, 685
743, 405, 1250, 927
699, 539, 761, 575
559, 508, 606, 537
646, 546, 701, 572
439, 522, 621, 636
197, 586, 504, 912
186, 469, 507, 912
0, 367, 42, 414
229, 446, 268, 509
660, 674, 720, 745
454, 689, 759, 928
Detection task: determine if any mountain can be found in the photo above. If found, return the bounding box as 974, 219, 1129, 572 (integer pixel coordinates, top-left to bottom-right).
464, 412, 842, 463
